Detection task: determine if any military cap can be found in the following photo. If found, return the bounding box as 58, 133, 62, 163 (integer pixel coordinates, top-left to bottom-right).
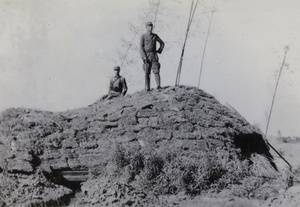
114, 66, 120, 71
145, 22, 153, 26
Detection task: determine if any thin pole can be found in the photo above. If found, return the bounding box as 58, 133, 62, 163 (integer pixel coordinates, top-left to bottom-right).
264, 46, 292, 170
265, 46, 289, 137
175, 1, 194, 86
175, 0, 199, 86
153, 0, 160, 29
197, 0, 217, 88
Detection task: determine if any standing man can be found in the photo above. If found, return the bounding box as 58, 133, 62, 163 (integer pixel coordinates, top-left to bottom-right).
140, 21, 165, 91
101, 66, 128, 100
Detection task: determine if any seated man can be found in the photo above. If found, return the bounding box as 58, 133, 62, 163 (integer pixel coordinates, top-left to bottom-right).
101, 66, 128, 100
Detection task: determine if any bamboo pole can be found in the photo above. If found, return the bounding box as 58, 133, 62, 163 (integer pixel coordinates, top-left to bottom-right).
264, 46, 292, 170
197, 1, 217, 88
175, 0, 199, 86
153, 0, 160, 29
265, 46, 289, 137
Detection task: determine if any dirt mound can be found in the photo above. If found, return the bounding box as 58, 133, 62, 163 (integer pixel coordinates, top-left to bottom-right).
0, 86, 291, 206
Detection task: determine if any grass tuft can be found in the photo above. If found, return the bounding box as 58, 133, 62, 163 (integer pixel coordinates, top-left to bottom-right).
107, 142, 291, 200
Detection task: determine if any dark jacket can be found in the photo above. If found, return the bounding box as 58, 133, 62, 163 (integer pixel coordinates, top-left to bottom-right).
109, 75, 128, 95
140, 32, 164, 59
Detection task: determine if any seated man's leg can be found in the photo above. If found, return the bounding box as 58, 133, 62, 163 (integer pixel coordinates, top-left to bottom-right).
101, 91, 121, 101
101, 94, 109, 101
107, 91, 121, 100
105, 94, 113, 100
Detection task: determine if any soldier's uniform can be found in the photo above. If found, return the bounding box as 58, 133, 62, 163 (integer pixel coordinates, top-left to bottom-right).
140, 22, 164, 91
102, 66, 128, 100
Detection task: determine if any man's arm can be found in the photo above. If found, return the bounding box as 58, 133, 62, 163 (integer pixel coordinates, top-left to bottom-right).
140, 34, 147, 60
121, 77, 128, 96
156, 35, 164, 54
108, 78, 114, 93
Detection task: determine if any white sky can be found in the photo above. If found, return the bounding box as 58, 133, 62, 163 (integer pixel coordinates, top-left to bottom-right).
0, 0, 299, 137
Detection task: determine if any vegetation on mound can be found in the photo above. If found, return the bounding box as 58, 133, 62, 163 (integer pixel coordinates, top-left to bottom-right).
79, 141, 292, 206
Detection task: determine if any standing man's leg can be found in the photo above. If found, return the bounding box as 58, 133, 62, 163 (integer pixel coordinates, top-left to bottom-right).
153, 62, 161, 89
144, 61, 151, 91
145, 73, 150, 91
155, 74, 160, 88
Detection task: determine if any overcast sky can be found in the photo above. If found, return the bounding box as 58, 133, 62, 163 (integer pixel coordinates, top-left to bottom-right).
0, 0, 299, 137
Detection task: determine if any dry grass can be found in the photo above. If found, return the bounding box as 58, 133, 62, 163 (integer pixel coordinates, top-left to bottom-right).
106, 142, 291, 199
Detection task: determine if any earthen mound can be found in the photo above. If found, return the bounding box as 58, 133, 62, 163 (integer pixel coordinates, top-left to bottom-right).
0, 86, 281, 207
